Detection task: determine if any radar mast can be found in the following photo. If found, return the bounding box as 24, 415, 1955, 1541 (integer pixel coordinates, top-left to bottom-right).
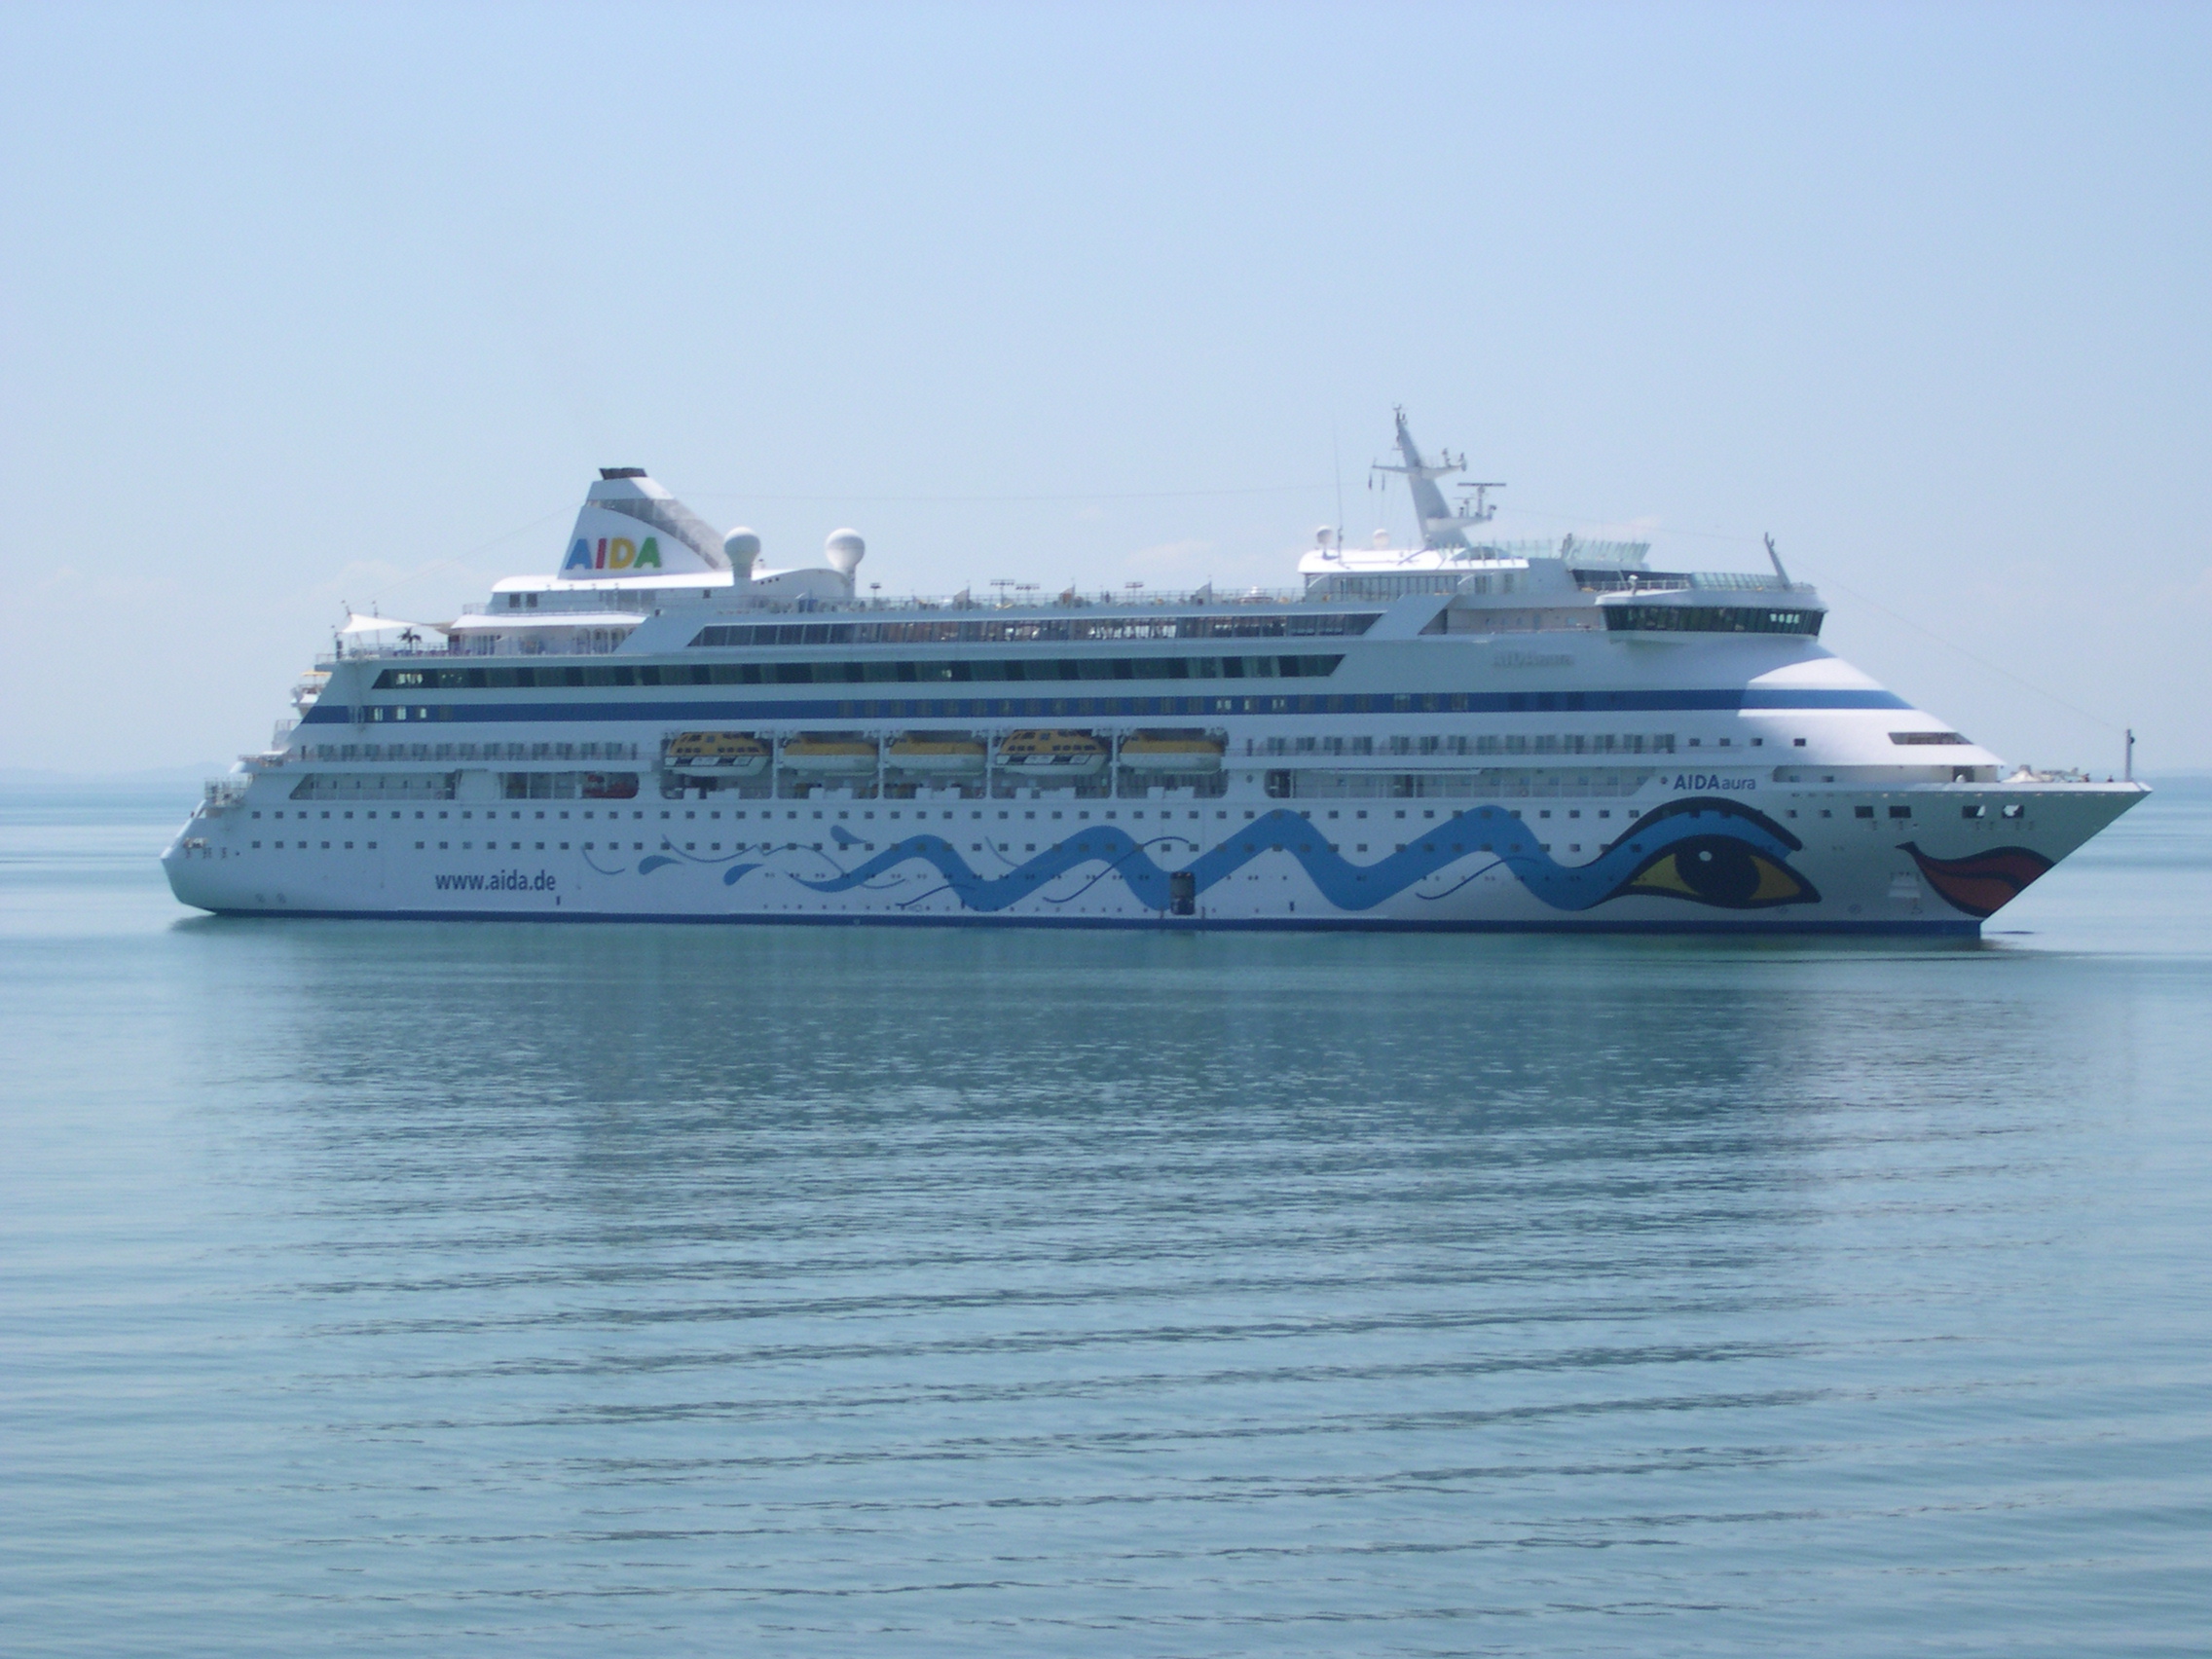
1371, 408, 1503, 551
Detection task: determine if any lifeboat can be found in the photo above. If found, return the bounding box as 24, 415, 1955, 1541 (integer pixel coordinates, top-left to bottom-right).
665, 731, 771, 777
780, 733, 879, 775
996, 729, 1108, 775
1118, 729, 1225, 773
887, 734, 986, 775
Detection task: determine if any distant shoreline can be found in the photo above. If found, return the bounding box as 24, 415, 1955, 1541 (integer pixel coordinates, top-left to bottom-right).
0, 766, 229, 796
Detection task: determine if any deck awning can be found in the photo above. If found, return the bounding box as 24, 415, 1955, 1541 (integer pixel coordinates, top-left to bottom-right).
339, 612, 441, 636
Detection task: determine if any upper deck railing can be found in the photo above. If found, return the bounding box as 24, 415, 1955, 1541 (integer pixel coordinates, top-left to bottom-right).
461, 584, 1314, 618
325, 571, 1815, 666
325, 636, 638, 666
333, 586, 1337, 665
1574, 570, 1819, 596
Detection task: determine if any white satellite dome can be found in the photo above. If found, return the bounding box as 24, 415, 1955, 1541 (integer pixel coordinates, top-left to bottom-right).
722, 528, 761, 575
824, 529, 866, 580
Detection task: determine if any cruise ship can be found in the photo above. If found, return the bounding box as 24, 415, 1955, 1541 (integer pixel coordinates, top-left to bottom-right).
164, 415, 2144, 932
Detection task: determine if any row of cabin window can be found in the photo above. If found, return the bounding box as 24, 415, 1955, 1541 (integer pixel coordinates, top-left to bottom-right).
355, 691, 1744, 726
240, 798, 2023, 855
251, 799, 1639, 837
307, 722, 1837, 768
318, 714, 1630, 765
254, 794, 2017, 822
1254, 733, 1682, 757
295, 742, 642, 763
255, 806, 651, 820
373, 654, 1345, 691
1258, 730, 1816, 755
1825, 803, 2022, 820
687, 613, 1381, 646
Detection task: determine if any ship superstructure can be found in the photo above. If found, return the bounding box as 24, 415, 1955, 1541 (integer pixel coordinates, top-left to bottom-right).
164, 422, 2143, 931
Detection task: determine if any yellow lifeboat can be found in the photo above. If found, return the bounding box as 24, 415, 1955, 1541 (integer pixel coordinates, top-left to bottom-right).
665, 731, 771, 777
780, 733, 879, 775
997, 729, 1109, 775
1118, 730, 1225, 773
887, 734, 986, 775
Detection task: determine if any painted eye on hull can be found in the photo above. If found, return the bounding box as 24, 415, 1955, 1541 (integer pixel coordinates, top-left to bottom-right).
1612, 834, 1817, 909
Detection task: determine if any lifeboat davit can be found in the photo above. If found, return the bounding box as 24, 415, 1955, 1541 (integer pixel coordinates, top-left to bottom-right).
780, 734, 879, 775
887, 734, 986, 775
997, 730, 1108, 775
1118, 730, 1225, 773
665, 731, 770, 777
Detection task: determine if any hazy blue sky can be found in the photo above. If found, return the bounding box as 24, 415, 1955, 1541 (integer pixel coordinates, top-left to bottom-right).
4, 1, 2205, 773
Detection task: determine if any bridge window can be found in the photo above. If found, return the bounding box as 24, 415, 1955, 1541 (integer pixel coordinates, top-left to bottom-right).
1603, 605, 1824, 636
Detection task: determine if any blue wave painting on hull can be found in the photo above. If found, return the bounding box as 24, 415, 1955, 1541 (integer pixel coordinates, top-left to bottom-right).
794, 797, 1819, 914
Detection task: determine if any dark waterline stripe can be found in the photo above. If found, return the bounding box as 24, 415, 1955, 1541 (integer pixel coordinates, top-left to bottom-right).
192, 907, 1982, 936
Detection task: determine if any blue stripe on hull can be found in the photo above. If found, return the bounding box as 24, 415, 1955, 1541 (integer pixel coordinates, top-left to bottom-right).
793, 801, 1814, 915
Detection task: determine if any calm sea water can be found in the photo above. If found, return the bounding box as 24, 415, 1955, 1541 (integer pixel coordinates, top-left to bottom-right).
3, 783, 2208, 1657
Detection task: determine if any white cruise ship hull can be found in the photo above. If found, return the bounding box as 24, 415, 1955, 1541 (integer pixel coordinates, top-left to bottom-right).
164, 777, 2140, 935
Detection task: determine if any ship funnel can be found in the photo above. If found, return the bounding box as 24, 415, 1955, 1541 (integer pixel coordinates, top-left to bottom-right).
558, 469, 732, 578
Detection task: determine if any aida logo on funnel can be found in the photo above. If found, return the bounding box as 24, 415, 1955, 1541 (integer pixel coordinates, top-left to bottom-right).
562, 535, 663, 572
